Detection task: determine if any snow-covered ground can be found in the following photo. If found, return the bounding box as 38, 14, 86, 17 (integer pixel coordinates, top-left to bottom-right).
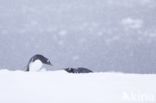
0, 70, 156, 103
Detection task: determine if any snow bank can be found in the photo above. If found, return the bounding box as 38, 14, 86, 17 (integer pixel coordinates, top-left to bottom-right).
0, 70, 156, 103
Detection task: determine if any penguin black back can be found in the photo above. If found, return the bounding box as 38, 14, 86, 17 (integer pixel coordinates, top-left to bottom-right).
65, 67, 93, 73
76, 67, 93, 73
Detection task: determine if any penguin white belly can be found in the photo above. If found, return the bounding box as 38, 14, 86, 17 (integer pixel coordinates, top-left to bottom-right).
29, 60, 43, 72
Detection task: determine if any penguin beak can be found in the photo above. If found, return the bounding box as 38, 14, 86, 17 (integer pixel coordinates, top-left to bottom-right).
48, 61, 53, 66
49, 62, 53, 66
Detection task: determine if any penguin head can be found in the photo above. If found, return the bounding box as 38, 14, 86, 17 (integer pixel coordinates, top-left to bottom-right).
26, 54, 52, 71
64, 68, 75, 73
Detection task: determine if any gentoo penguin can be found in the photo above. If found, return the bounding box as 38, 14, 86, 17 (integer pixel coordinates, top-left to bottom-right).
26, 54, 52, 71
65, 67, 93, 73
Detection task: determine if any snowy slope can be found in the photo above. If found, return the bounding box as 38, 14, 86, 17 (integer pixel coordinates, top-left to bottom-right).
0, 70, 156, 103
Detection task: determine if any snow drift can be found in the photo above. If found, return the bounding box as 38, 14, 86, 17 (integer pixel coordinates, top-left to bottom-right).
0, 70, 156, 103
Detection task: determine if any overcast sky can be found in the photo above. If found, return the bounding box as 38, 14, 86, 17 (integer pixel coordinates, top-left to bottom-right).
0, 0, 156, 73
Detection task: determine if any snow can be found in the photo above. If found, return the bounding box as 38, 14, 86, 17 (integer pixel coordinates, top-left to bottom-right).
121, 17, 143, 29
0, 70, 156, 103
